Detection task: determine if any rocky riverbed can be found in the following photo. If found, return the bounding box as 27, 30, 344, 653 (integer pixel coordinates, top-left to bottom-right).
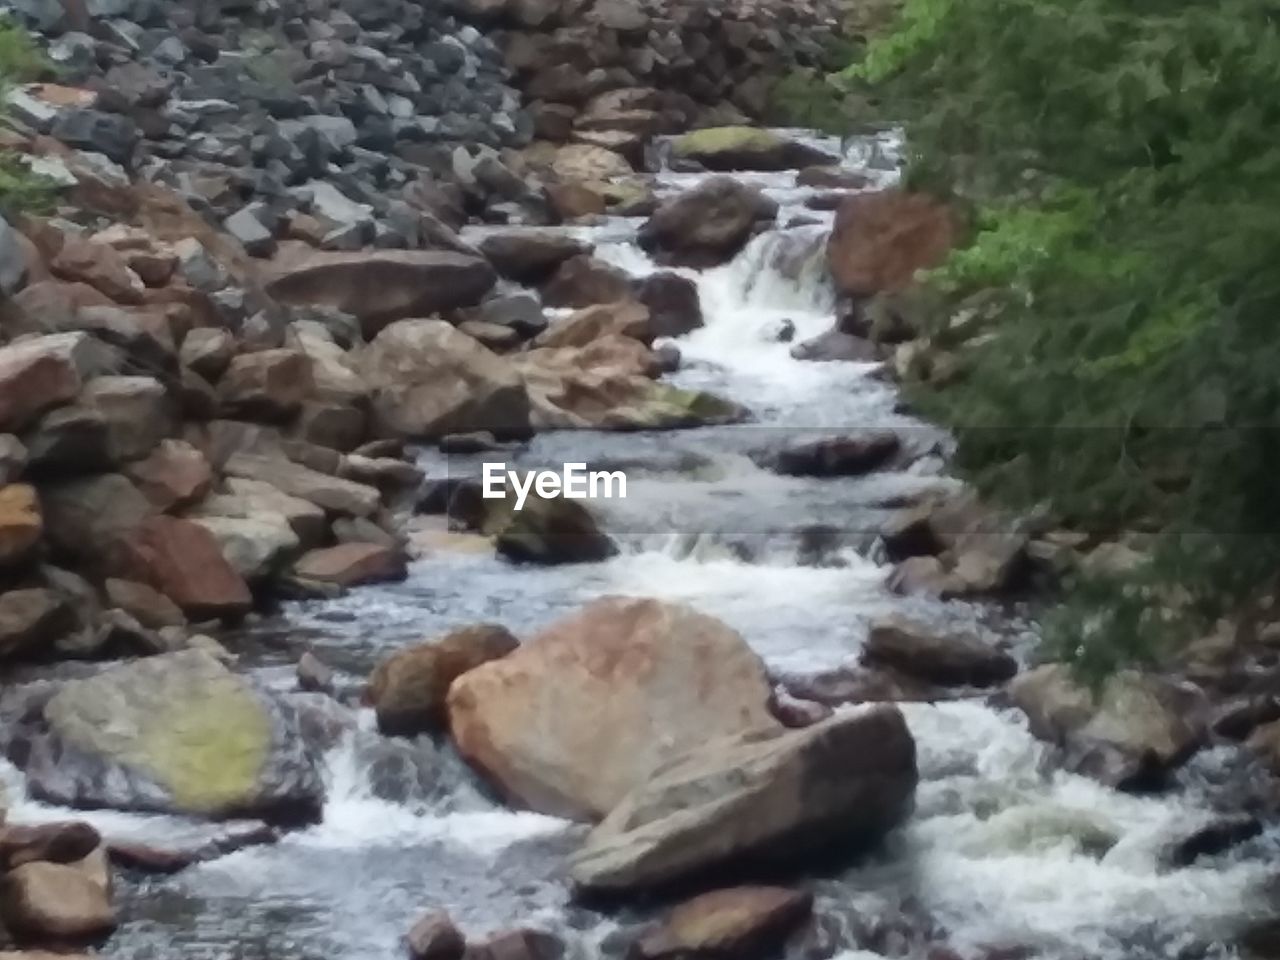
0, 1, 1277, 959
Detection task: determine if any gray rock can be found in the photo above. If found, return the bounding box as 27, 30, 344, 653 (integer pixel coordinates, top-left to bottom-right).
50, 110, 139, 166
224, 206, 276, 258
0, 215, 28, 295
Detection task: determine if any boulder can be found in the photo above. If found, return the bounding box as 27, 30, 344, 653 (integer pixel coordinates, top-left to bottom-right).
79, 376, 174, 463
223, 452, 380, 517
0, 861, 115, 942
264, 248, 497, 338
0, 333, 118, 433
479, 232, 588, 285
218, 349, 315, 423
492, 495, 618, 565
540, 254, 632, 309
672, 127, 836, 171
633, 887, 814, 959
827, 191, 956, 298
533, 300, 652, 349
768, 433, 899, 476
789, 330, 879, 362
0, 484, 41, 566
22, 650, 323, 822
447, 597, 778, 820
1009, 665, 1206, 789
359, 319, 531, 440
190, 515, 300, 581
568, 706, 918, 892
110, 515, 252, 619
0, 589, 74, 660
292, 543, 407, 587
407, 909, 466, 960
862, 615, 1017, 688
367, 624, 519, 736
640, 177, 777, 268
40, 473, 154, 565
124, 439, 213, 511
634, 272, 703, 339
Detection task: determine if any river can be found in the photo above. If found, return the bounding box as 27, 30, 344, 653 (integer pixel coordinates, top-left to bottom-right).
1, 129, 1274, 960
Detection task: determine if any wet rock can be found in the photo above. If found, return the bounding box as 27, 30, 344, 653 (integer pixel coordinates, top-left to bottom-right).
632, 886, 814, 959
448, 597, 777, 820
640, 177, 777, 268
634, 272, 703, 339
296, 651, 337, 697
491, 494, 617, 566
863, 616, 1017, 688
534, 300, 652, 349
768, 687, 834, 728
768, 432, 899, 477
0, 333, 118, 434
1010, 665, 1206, 789
0, 484, 41, 567
0, 860, 115, 942
789, 330, 879, 363
360, 319, 531, 440
293, 543, 408, 587
540, 254, 632, 309
218, 349, 314, 423
827, 191, 956, 298
123, 439, 213, 511
265, 248, 497, 339
479, 232, 588, 285
407, 909, 466, 960
672, 127, 836, 172
0, 821, 101, 870
110, 515, 252, 620
22, 650, 323, 823
464, 928, 563, 960
569, 706, 918, 892
1164, 815, 1261, 867
369, 624, 518, 736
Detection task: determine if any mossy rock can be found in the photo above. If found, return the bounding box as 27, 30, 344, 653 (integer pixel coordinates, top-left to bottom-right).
671, 127, 836, 172
24, 650, 322, 823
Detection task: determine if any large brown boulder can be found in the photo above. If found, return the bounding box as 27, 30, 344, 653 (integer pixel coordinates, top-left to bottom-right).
568, 707, 918, 892
540, 255, 632, 309
632, 887, 814, 960
634, 272, 703, 339
827, 191, 956, 298
111, 515, 252, 620
640, 177, 777, 268
264, 248, 497, 338
359, 319, 531, 440
0, 861, 115, 942
367, 624, 519, 736
446, 597, 778, 820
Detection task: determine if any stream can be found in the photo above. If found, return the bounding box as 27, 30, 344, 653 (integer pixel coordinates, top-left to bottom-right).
2, 129, 1277, 960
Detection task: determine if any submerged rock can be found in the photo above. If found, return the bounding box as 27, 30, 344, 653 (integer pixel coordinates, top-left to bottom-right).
568, 706, 918, 892
21, 650, 324, 823
447, 597, 778, 820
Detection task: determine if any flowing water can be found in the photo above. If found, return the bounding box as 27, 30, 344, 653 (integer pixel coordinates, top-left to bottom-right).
3, 129, 1278, 959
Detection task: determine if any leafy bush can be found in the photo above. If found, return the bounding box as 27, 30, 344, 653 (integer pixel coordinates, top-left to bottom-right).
0, 18, 50, 85
857, 0, 1280, 675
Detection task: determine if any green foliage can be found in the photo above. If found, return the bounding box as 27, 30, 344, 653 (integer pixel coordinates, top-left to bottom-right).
0, 151, 58, 217
0, 18, 50, 85
861, 0, 1280, 674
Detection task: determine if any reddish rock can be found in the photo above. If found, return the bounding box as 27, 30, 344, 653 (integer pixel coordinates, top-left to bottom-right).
0, 333, 115, 433
406, 909, 465, 960
293, 542, 408, 587
49, 235, 144, 304
827, 191, 956, 298
634, 887, 814, 959
124, 439, 213, 511
112, 515, 252, 619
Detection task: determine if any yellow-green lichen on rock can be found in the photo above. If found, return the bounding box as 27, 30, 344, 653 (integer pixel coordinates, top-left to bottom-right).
31, 649, 322, 821
673, 126, 786, 160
